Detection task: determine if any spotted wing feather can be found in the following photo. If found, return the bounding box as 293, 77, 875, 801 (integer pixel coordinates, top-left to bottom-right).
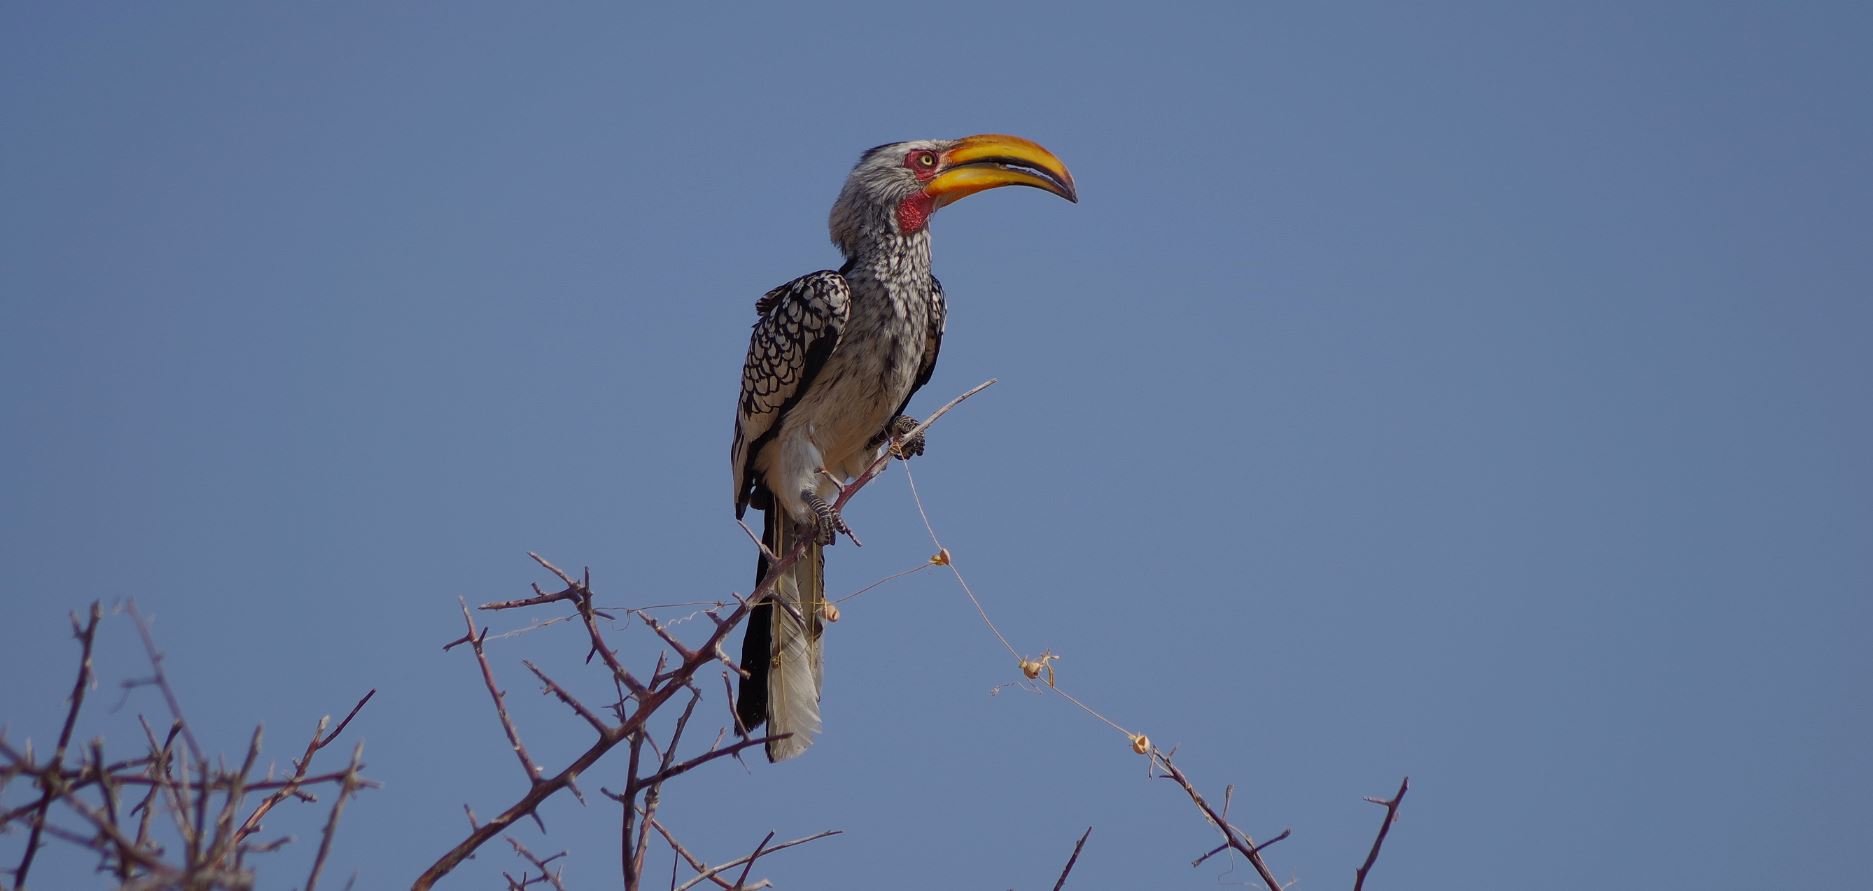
732, 271, 851, 516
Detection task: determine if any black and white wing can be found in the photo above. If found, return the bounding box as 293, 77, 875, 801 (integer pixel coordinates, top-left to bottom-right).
731, 271, 851, 516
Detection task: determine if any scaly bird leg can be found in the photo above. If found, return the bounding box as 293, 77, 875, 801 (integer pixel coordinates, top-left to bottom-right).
800, 489, 850, 546
877, 414, 926, 459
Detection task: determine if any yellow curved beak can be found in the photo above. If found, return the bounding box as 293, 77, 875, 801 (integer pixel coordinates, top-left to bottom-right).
926, 134, 1078, 208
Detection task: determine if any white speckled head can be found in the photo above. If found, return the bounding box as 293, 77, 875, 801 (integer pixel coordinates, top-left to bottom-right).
828, 139, 954, 259
828, 135, 1077, 260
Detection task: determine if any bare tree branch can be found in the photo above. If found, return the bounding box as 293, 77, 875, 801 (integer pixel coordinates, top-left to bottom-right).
1154, 750, 1288, 891
730, 832, 771, 891
523, 659, 610, 735
458, 600, 546, 789
505, 836, 569, 891
1051, 826, 1093, 891
1, 604, 372, 889
11, 602, 101, 889
647, 818, 732, 891
304, 741, 366, 891
232, 688, 375, 848
1353, 777, 1409, 891
668, 829, 840, 891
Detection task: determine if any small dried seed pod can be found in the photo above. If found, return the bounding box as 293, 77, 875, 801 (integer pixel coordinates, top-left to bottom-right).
1131, 733, 1151, 755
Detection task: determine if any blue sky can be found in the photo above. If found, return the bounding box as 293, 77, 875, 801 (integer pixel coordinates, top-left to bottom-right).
3, 2, 1869, 888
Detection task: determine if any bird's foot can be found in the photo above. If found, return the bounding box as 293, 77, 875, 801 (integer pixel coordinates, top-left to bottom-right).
801, 489, 850, 546
885, 415, 926, 459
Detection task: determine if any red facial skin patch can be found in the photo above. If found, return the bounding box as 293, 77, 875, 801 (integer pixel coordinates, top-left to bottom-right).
897, 191, 935, 234
895, 148, 944, 233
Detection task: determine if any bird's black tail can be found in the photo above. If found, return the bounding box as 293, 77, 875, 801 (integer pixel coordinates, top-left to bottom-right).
736, 509, 775, 735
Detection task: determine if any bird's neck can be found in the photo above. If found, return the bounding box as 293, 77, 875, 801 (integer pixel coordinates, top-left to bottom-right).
842, 225, 933, 296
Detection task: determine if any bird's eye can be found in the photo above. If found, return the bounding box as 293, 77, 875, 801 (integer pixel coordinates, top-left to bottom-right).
907, 150, 939, 170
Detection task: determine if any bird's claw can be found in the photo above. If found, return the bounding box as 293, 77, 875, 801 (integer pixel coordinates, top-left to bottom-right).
886, 415, 926, 459
802, 490, 850, 546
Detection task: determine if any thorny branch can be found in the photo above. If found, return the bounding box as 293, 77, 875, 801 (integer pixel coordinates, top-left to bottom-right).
9, 601, 99, 889
504, 836, 569, 891
417, 562, 798, 890
0, 602, 374, 890
1153, 751, 1291, 891
453, 600, 549, 797
1154, 748, 1408, 891
232, 688, 376, 849
304, 741, 366, 891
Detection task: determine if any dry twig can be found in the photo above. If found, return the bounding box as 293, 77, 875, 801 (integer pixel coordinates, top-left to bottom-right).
1154, 751, 1289, 891
1051, 826, 1093, 891
1354, 777, 1409, 891
505, 836, 569, 891
9, 602, 100, 889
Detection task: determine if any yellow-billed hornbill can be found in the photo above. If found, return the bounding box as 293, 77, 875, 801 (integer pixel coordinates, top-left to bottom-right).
731, 135, 1077, 761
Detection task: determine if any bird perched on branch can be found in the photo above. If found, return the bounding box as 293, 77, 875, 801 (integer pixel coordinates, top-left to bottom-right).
731, 134, 1077, 761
